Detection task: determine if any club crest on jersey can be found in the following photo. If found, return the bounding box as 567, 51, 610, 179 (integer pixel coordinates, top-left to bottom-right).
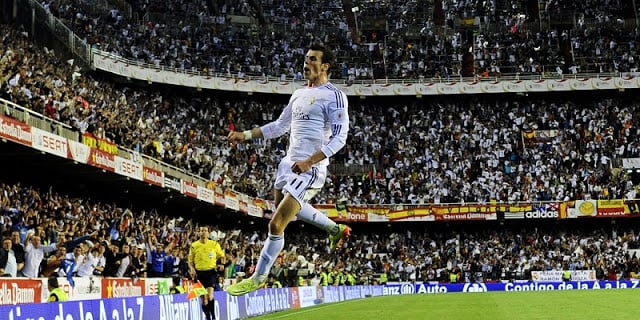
309, 96, 315, 104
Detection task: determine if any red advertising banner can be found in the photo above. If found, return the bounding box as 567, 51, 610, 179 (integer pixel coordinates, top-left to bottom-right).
0, 278, 43, 305
239, 200, 248, 213
387, 208, 431, 222
596, 199, 628, 217
182, 181, 198, 198
214, 190, 226, 207
143, 167, 164, 187
101, 278, 145, 298
432, 205, 497, 215
82, 133, 118, 155
333, 211, 369, 222
87, 148, 116, 172
0, 115, 32, 146
290, 287, 301, 309
253, 198, 275, 214
434, 212, 497, 221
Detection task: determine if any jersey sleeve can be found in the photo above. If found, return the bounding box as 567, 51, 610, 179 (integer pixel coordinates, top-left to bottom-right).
320, 90, 349, 158
260, 97, 294, 140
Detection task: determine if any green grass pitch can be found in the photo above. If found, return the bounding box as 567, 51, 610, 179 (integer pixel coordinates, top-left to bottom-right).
251, 289, 637, 320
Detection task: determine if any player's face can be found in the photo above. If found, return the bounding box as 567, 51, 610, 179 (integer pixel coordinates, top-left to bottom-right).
303, 50, 328, 83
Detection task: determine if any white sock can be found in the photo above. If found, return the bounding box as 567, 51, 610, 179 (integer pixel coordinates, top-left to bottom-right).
296, 203, 338, 233
253, 233, 284, 284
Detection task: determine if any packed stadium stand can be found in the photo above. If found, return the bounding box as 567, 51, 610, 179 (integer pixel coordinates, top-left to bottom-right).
1, 0, 640, 302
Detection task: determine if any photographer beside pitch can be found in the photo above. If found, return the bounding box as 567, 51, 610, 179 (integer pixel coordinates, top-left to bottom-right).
227, 43, 351, 295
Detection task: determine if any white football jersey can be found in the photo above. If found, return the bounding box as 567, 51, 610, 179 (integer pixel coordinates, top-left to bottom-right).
261, 82, 349, 167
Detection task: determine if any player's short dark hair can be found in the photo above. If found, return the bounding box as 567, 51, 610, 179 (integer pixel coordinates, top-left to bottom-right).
310, 42, 336, 69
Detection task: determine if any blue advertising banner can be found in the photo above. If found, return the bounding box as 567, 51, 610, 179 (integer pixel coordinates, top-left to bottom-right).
213, 287, 294, 320
2, 293, 204, 320
321, 285, 343, 304
382, 280, 640, 295
214, 285, 385, 320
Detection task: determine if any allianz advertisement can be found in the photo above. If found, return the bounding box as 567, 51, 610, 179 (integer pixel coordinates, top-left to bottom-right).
383, 280, 640, 295
2, 294, 204, 320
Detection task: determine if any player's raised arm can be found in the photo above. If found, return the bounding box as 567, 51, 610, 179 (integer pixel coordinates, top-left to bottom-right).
227, 102, 293, 143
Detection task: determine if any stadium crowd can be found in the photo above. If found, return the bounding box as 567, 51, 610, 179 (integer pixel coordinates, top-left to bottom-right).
0, 0, 639, 289
35, 0, 639, 79
1, 23, 639, 206
2, 180, 640, 287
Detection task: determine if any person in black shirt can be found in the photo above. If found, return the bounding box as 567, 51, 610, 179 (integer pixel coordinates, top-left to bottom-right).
10, 231, 25, 275
101, 241, 120, 277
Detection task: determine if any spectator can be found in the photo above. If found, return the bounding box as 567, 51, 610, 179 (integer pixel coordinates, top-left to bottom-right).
58, 244, 85, 277
76, 246, 100, 277
10, 231, 25, 274
101, 241, 120, 277
129, 244, 147, 278
147, 241, 173, 278
91, 245, 107, 276
115, 243, 132, 277
22, 233, 57, 278
0, 236, 17, 277
41, 245, 66, 277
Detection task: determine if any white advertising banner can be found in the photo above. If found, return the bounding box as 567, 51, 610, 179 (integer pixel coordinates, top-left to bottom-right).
547, 79, 571, 91
569, 78, 592, 90
503, 80, 526, 92
226, 196, 240, 211
92, 50, 638, 97
115, 156, 143, 180
247, 204, 263, 218
68, 139, 91, 164
354, 84, 373, 96
481, 81, 503, 93
592, 77, 615, 90
525, 80, 548, 92
615, 76, 639, 89
31, 127, 68, 158
531, 270, 597, 282
372, 84, 394, 96
622, 158, 640, 169
437, 82, 460, 94
459, 81, 482, 94
416, 82, 439, 95
296, 286, 319, 308
197, 186, 215, 204
55, 277, 102, 301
